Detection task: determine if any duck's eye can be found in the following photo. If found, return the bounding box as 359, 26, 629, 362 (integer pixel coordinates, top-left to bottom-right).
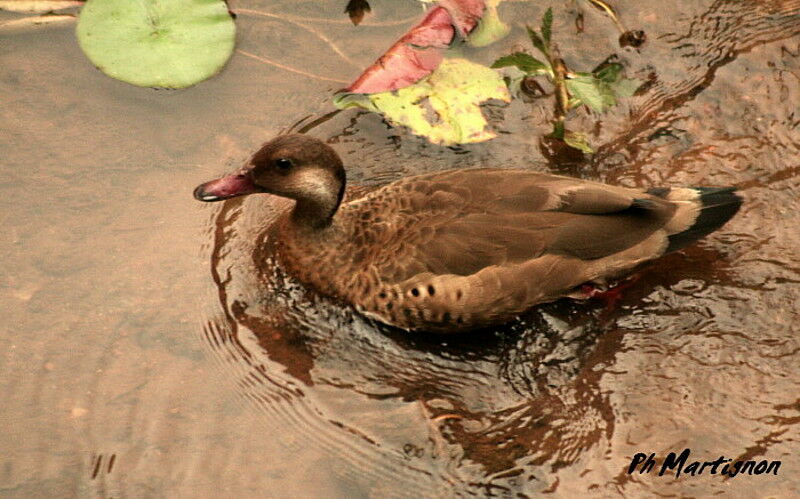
275, 158, 293, 170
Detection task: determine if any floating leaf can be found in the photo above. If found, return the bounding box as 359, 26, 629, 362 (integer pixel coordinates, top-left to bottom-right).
491, 52, 550, 76
438, 0, 485, 36
0, 1, 82, 13
466, 0, 508, 47
337, 58, 510, 146
344, 6, 454, 93
332, 93, 380, 113
345, 0, 370, 26
345, 0, 506, 94
76, 0, 235, 89
563, 130, 594, 153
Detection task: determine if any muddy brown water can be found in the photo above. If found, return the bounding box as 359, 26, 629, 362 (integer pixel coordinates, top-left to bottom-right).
2, 0, 799, 497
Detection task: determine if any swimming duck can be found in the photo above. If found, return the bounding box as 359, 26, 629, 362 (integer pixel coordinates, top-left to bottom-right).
194, 134, 741, 332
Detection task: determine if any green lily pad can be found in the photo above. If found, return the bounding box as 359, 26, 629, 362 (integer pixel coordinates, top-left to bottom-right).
76, 0, 235, 89
336, 58, 510, 146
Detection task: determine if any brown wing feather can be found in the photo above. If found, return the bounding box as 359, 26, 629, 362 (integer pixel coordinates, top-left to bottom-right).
340, 168, 675, 285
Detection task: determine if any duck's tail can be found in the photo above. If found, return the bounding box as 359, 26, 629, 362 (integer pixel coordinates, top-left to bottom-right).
648, 186, 743, 253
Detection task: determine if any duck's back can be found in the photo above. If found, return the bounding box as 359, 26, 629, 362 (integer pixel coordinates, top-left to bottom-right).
279, 168, 739, 332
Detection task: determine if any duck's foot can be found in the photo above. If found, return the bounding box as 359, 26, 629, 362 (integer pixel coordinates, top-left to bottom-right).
578, 273, 642, 313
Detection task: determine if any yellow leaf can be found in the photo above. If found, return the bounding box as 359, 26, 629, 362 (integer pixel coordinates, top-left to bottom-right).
366, 58, 511, 146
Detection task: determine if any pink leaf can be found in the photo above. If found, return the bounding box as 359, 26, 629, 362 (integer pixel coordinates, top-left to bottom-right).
342, 1, 489, 95
344, 6, 455, 94
438, 0, 486, 36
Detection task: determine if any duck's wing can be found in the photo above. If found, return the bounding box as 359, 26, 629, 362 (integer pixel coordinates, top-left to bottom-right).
336, 168, 741, 330
361, 168, 677, 284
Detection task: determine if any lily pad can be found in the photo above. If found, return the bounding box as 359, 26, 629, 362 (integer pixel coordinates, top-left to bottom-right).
76, 0, 235, 89
337, 58, 510, 146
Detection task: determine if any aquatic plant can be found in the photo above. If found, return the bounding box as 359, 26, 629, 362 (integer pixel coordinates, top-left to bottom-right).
492, 7, 640, 152
335, 1, 641, 149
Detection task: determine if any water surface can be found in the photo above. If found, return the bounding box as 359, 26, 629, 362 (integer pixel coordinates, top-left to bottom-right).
2, 0, 799, 496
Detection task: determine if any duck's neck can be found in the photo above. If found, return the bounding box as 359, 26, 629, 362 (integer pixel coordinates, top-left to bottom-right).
289, 176, 346, 230
291, 200, 336, 228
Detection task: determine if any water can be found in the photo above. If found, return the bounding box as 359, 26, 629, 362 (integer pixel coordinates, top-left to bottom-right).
2, 0, 799, 496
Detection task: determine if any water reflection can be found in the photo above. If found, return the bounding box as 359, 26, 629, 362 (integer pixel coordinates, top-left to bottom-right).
3, 0, 799, 495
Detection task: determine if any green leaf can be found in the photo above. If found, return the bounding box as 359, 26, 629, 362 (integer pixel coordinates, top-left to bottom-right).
541, 7, 553, 45
566, 74, 640, 111
526, 25, 547, 57
563, 130, 594, 153
76, 0, 236, 89
468, 0, 510, 48
566, 96, 582, 109
333, 93, 380, 113
592, 63, 641, 100
491, 52, 549, 76
566, 73, 614, 112
337, 59, 511, 146
594, 62, 623, 83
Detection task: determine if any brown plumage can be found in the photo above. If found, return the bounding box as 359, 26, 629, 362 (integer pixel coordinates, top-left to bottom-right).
194, 135, 742, 332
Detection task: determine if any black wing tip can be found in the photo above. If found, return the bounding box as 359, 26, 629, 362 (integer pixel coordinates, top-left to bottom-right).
665, 187, 743, 253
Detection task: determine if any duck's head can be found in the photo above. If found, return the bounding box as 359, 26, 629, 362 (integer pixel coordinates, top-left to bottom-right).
194, 134, 346, 226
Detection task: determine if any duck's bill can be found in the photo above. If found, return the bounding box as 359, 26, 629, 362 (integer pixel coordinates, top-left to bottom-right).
193, 172, 262, 202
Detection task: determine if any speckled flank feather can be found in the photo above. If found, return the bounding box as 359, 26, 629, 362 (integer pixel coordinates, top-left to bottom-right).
195, 135, 742, 332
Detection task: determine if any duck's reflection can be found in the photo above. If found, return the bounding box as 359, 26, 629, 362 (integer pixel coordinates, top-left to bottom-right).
204, 195, 635, 489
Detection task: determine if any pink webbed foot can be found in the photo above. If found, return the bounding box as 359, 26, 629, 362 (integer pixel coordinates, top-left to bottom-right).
577, 274, 642, 312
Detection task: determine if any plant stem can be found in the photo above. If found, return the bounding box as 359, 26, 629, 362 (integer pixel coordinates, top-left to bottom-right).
550, 56, 569, 139
585, 0, 627, 34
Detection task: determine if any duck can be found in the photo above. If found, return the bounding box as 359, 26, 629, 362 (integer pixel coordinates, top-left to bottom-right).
194, 134, 742, 332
